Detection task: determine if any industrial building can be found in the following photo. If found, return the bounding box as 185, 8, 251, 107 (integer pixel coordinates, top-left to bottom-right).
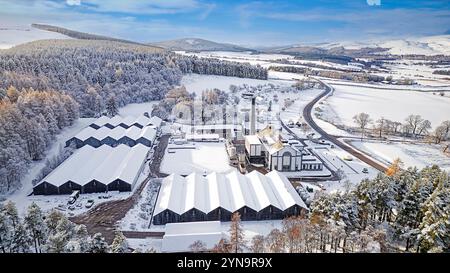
89, 114, 162, 130
161, 221, 224, 252
244, 126, 323, 172
33, 144, 149, 195
66, 125, 157, 148
152, 170, 308, 225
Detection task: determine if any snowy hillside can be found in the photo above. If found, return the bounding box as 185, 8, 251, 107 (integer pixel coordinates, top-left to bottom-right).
378, 35, 450, 56
151, 38, 253, 52
0, 26, 70, 49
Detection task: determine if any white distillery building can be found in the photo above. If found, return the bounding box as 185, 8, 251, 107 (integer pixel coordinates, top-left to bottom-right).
245, 126, 323, 172
152, 170, 308, 225
33, 144, 149, 195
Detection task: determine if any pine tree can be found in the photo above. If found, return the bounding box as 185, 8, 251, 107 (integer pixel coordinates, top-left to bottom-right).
111, 232, 129, 253
106, 95, 119, 117
229, 212, 245, 253
24, 202, 47, 253
417, 183, 450, 253
0, 206, 12, 253
9, 222, 32, 253
90, 233, 109, 253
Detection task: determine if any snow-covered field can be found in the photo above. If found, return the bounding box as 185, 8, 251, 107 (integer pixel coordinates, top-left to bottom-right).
319, 84, 450, 129
350, 140, 450, 171
118, 102, 158, 116
160, 142, 233, 175
180, 73, 291, 95
0, 26, 69, 49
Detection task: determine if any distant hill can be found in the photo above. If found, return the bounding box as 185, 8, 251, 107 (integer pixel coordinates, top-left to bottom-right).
150, 38, 254, 52
269, 35, 450, 57
0, 25, 68, 49
31, 24, 162, 49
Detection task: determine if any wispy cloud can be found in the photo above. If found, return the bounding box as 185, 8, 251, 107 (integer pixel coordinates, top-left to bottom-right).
70, 0, 203, 15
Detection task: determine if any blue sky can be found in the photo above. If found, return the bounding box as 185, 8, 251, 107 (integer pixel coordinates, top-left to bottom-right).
0, 0, 449, 46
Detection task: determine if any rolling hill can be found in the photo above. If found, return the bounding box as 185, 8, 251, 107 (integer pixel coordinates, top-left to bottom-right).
150, 38, 254, 52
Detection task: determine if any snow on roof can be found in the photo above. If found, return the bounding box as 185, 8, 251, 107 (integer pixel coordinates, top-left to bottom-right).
162, 221, 223, 253
139, 126, 157, 141
74, 126, 98, 141
36, 144, 149, 188
245, 135, 261, 145
90, 115, 158, 129
193, 124, 240, 130
186, 133, 220, 140
153, 169, 308, 217
148, 116, 162, 127
72, 124, 156, 143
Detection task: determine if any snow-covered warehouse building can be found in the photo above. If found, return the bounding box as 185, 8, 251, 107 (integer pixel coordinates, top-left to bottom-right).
162, 221, 224, 253
33, 144, 149, 195
152, 170, 308, 225
66, 126, 157, 148
89, 115, 162, 130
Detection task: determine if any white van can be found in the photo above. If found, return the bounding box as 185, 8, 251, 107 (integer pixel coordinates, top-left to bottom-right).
68, 190, 80, 205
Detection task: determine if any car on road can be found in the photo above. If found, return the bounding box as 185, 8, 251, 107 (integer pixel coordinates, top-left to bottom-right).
343, 155, 353, 161
362, 168, 369, 174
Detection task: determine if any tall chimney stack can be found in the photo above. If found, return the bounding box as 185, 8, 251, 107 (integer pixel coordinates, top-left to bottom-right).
250, 96, 256, 135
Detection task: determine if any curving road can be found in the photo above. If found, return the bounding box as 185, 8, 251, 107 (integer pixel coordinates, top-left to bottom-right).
302, 80, 388, 172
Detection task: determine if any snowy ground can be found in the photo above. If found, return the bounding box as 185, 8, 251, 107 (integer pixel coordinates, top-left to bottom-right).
180, 73, 291, 95
118, 101, 158, 116
119, 179, 160, 231
349, 140, 450, 171
318, 83, 450, 130
160, 141, 233, 176
0, 26, 70, 49
127, 238, 162, 252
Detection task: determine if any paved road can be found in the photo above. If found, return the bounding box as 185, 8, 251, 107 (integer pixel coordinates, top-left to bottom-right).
302, 81, 388, 173
70, 135, 170, 243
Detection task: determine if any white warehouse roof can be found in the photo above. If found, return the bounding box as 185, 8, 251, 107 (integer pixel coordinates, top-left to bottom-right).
153, 170, 308, 216
90, 114, 162, 129
162, 221, 223, 253
37, 144, 149, 187
73, 126, 156, 142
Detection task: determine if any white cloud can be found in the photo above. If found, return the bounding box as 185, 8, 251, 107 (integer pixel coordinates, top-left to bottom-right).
66, 0, 81, 6
367, 0, 381, 6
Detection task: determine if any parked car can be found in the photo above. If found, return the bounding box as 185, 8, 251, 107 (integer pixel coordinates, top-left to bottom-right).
362, 168, 369, 174
68, 190, 80, 205
85, 199, 95, 208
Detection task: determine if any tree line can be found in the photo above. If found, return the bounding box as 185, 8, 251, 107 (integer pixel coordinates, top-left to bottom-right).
352, 112, 450, 143
198, 165, 449, 253
0, 201, 149, 253
0, 88, 79, 193
175, 56, 268, 80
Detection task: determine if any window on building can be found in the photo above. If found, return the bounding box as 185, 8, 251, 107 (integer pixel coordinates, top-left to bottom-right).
282, 151, 291, 171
